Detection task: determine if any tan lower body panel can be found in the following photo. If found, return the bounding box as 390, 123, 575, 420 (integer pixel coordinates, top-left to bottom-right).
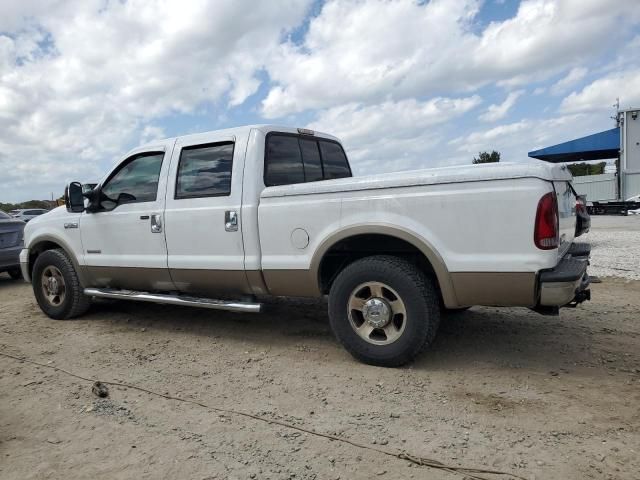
86, 266, 266, 297
169, 269, 253, 296
450, 272, 537, 307
86, 266, 176, 292
86, 266, 535, 307
261, 269, 321, 297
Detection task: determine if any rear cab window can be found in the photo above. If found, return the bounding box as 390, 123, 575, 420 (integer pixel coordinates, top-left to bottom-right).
264, 133, 351, 187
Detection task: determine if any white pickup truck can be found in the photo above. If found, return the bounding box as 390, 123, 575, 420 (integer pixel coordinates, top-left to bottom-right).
21, 125, 591, 366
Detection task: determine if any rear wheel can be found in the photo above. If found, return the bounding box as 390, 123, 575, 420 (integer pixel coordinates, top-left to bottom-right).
328, 255, 440, 367
32, 249, 90, 320
7, 268, 22, 280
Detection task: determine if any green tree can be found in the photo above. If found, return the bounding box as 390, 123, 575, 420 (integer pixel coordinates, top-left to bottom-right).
567, 162, 606, 177
473, 151, 501, 164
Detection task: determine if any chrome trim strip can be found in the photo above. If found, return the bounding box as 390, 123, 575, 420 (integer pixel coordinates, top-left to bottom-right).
64, 223, 79, 229
84, 288, 262, 313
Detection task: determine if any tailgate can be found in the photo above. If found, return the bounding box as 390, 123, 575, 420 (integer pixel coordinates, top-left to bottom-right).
553, 180, 576, 256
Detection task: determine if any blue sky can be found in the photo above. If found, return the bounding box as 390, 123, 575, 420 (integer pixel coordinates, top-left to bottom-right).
1, 0, 639, 202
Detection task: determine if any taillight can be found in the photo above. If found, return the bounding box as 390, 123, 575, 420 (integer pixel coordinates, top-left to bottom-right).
534, 192, 559, 250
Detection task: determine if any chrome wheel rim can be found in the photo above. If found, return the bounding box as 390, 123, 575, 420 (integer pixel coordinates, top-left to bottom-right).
41, 266, 66, 307
347, 282, 407, 345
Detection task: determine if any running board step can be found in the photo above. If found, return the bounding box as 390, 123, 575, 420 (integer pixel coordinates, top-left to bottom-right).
84, 288, 262, 313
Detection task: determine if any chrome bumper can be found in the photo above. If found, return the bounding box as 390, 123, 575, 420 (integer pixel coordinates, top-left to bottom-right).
538, 243, 590, 308
539, 273, 590, 306
19, 248, 30, 283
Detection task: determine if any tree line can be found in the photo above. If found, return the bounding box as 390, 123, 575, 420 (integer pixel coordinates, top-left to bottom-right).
566, 162, 606, 177
0, 200, 56, 213
472, 152, 607, 178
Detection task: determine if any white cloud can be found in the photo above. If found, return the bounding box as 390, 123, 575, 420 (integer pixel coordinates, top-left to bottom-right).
0, 0, 311, 201
450, 112, 609, 163
550, 67, 588, 95
262, 0, 639, 118
560, 69, 640, 114
140, 125, 166, 145
1, 0, 639, 202
450, 120, 532, 156
479, 90, 524, 122
308, 95, 482, 174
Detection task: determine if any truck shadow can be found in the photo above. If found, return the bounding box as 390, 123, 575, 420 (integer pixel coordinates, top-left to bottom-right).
0, 273, 25, 288
416, 307, 597, 372
79, 297, 598, 375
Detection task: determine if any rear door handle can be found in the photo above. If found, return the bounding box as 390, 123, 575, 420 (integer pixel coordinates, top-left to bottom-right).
225, 211, 238, 232
151, 214, 162, 233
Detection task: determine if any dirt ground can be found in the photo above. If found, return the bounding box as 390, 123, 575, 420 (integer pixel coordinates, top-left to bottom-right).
1, 224, 640, 480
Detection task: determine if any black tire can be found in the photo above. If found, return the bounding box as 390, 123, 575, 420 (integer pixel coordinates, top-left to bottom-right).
328, 255, 440, 367
32, 249, 91, 320
444, 306, 470, 314
7, 267, 22, 280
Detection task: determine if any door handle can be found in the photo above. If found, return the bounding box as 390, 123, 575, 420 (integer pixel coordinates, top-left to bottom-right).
151, 214, 162, 233
225, 210, 238, 232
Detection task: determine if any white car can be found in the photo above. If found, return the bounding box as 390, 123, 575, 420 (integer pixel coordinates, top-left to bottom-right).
20, 125, 591, 366
11, 209, 49, 223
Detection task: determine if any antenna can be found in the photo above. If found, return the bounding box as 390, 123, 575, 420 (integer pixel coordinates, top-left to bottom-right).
612, 97, 620, 125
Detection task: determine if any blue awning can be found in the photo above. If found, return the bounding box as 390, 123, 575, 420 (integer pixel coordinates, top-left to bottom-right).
528, 127, 620, 162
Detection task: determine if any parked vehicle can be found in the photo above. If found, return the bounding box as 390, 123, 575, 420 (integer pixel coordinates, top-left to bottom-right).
0, 211, 25, 279
11, 209, 49, 223
20, 125, 591, 366
574, 194, 590, 237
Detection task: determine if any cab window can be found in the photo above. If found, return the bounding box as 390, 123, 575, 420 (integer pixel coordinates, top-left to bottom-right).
175, 142, 234, 198
100, 152, 164, 208
264, 133, 351, 187
264, 135, 305, 186
319, 141, 351, 179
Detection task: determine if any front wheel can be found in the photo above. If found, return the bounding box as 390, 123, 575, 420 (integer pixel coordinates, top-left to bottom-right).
328, 255, 440, 367
32, 249, 91, 320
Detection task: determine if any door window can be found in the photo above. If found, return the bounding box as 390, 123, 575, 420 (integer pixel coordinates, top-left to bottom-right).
100, 152, 164, 208
175, 142, 234, 198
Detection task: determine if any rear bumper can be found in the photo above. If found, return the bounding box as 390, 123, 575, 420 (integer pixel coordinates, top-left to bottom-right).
538, 242, 591, 307
0, 246, 22, 271
19, 248, 30, 282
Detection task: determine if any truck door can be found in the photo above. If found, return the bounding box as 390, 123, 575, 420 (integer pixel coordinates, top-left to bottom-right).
80, 146, 174, 291
163, 132, 250, 296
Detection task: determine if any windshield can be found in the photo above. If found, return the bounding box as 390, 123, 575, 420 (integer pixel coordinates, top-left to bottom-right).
0, 211, 10, 219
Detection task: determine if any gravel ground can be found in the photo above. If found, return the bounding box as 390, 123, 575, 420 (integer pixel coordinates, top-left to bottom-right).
582, 215, 640, 280
1, 217, 639, 480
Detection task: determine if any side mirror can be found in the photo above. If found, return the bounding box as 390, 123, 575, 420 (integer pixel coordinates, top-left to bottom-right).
65, 182, 85, 213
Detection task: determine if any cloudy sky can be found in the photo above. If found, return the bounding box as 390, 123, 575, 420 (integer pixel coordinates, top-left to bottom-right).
1, 0, 639, 202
